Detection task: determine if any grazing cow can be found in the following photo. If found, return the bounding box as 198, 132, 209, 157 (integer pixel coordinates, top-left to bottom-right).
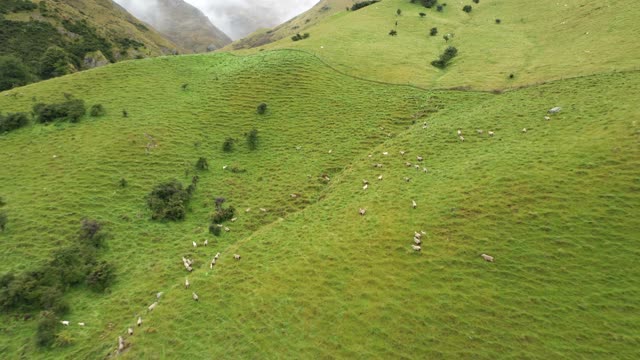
234, 254, 241, 260
457, 129, 462, 136
412, 245, 422, 251
363, 184, 369, 190
400, 150, 406, 156
414, 232, 422, 239
417, 156, 423, 162
488, 131, 495, 137
290, 193, 298, 198
374, 163, 383, 168
185, 278, 190, 289
405, 162, 412, 167
204, 239, 208, 246
548, 106, 562, 114
422, 167, 428, 173
476, 129, 483, 134
148, 302, 158, 311
414, 237, 422, 245
78, 322, 85, 327
383, 152, 389, 156
414, 165, 420, 170
260, 208, 267, 212
404, 177, 411, 183
210, 258, 216, 269
522, 128, 527, 133
128, 328, 134, 336
363, 179, 369, 184
481, 254, 495, 262
222, 165, 228, 170
378, 175, 383, 180
231, 217, 237, 222
192, 241, 197, 248
459, 135, 465, 142
328, 149, 333, 154
61, 321, 70, 326
544, 116, 551, 120
157, 292, 163, 299
137, 317, 142, 327
412, 200, 417, 209
215, 252, 220, 260
359, 208, 366, 216
246, 208, 251, 212
192, 292, 199, 301
224, 226, 230, 232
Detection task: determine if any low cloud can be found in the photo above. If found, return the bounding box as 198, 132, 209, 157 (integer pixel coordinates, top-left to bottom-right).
115, 0, 318, 40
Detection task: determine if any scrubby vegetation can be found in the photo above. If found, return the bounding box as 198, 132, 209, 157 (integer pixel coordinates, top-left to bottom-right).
0, 112, 29, 133
246, 129, 259, 150
291, 33, 310, 42
431, 46, 458, 68
147, 180, 193, 221
33, 99, 86, 123
89, 104, 106, 117
351, 1, 380, 11
257, 102, 268, 114
0, 220, 114, 347
223, 137, 235, 152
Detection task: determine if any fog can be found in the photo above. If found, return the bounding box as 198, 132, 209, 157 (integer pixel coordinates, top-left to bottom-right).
115, 0, 319, 40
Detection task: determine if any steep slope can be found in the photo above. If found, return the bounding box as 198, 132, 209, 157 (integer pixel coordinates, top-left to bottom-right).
115, 0, 232, 52
234, 0, 640, 90
0, 0, 182, 90
226, 0, 355, 50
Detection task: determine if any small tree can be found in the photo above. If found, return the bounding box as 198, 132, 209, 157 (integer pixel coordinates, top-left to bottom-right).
495, 18, 501, 24
422, 0, 437, 8
473, 0, 479, 3
122, 109, 128, 118
431, 46, 458, 69
419, 12, 426, 18
222, 137, 235, 152
86, 261, 115, 292
396, 9, 402, 16
437, 5, 444, 12
246, 129, 259, 150
36, 311, 59, 348
196, 157, 209, 170
463, 5, 472, 13
119, 178, 127, 188
389, 29, 398, 36
257, 103, 268, 114
79, 219, 105, 247
430, 27, 438, 36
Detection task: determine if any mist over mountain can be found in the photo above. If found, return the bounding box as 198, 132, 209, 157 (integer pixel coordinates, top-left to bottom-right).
115, 0, 232, 52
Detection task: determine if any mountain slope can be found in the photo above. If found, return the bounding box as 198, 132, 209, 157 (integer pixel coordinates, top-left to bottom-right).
0, 0, 182, 90
116, 0, 232, 52
226, 0, 355, 50
233, 0, 640, 90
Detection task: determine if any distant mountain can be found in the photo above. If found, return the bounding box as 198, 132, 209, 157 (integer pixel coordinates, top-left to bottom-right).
116, 0, 232, 53
0, 0, 182, 90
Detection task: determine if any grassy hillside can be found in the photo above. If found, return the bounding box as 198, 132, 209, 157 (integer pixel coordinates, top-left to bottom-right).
226, 0, 356, 50
0, 49, 638, 357
233, 0, 640, 90
0, 0, 182, 90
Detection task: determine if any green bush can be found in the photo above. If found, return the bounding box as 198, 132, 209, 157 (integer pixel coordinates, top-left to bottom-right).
223, 137, 235, 152
257, 103, 268, 114
0, 112, 29, 133
463, 5, 472, 12
246, 129, 259, 150
430, 27, 438, 36
196, 157, 209, 170
209, 224, 222, 236
421, 0, 438, 8
431, 46, 458, 69
86, 261, 115, 292
419, 12, 426, 17
473, 0, 479, 3
36, 311, 58, 348
39, 46, 73, 79
0, 55, 33, 91
79, 218, 105, 247
291, 33, 310, 42
33, 99, 86, 123
211, 206, 235, 225
437, 5, 444, 12
351, 0, 379, 11
0, 0, 37, 14
147, 180, 192, 221
389, 30, 398, 36
89, 104, 106, 117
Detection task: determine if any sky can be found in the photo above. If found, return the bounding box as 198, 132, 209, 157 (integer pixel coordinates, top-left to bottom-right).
115, 0, 319, 40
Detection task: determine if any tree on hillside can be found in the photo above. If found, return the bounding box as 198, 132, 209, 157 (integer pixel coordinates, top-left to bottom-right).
0, 56, 33, 91
39, 46, 73, 80
463, 5, 473, 13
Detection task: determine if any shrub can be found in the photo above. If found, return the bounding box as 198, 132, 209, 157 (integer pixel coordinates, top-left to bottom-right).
419, 12, 426, 17
0, 112, 29, 133
122, 109, 128, 117
211, 206, 235, 224
39, 46, 73, 80
89, 104, 105, 117
79, 218, 105, 247
246, 129, 259, 150
0, 197, 5, 206
473, 0, 479, 3
396, 9, 402, 16
147, 180, 192, 221
257, 102, 268, 114
496, 18, 501, 24
389, 30, 398, 36
509, 73, 515, 79
195, 157, 209, 170
0, 55, 33, 91
209, 224, 221, 236
86, 261, 115, 292
33, 99, 86, 123
351, 1, 379, 11
430, 27, 438, 36
463, 5, 472, 12
36, 311, 59, 348
291, 33, 310, 41
431, 46, 458, 69
119, 178, 127, 188
0, 211, 6, 231
421, 0, 438, 8
222, 137, 235, 152
37, 287, 68, 314
437, 5, 444, 11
